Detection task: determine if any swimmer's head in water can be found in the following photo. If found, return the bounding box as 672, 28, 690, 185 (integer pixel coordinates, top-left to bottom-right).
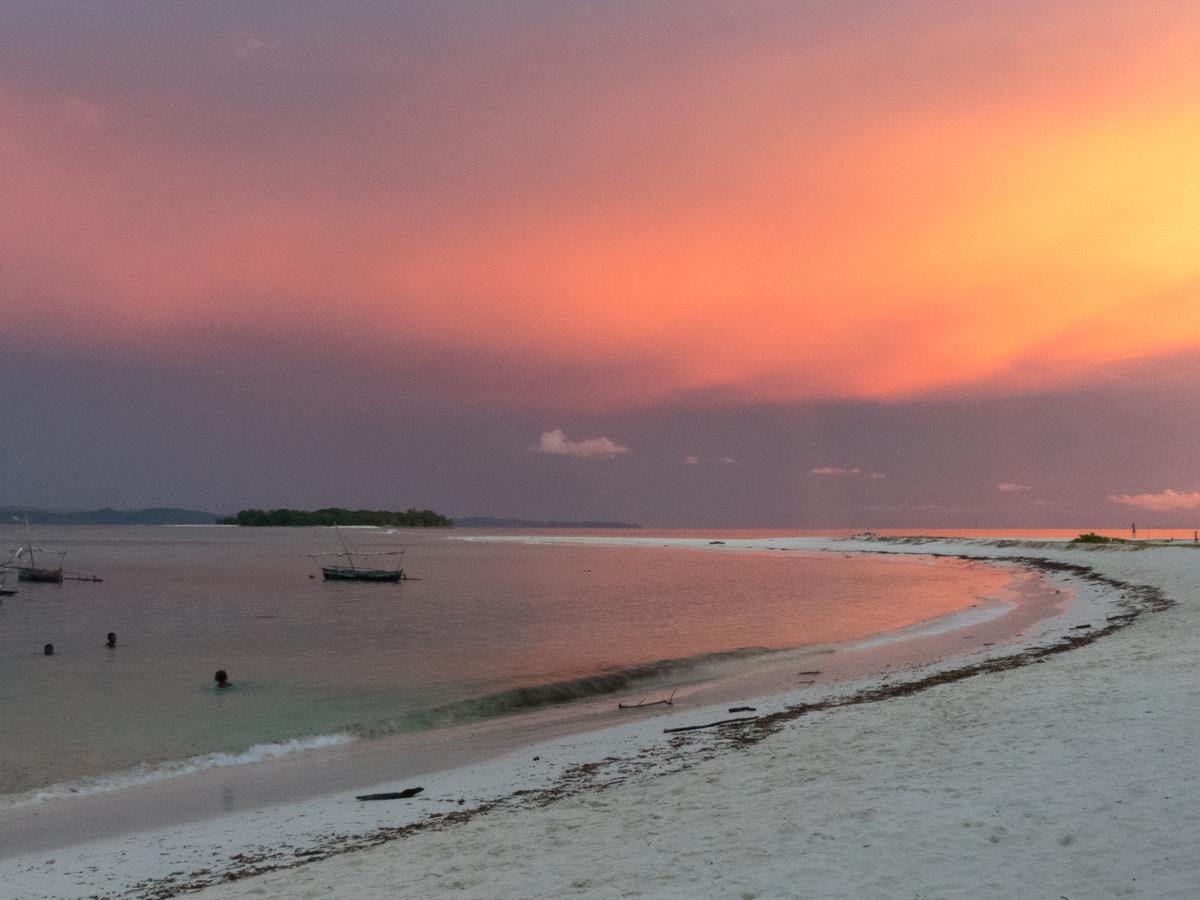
43, 643, 53, 656
106, 632, 116, 647
214, 669, 230, 687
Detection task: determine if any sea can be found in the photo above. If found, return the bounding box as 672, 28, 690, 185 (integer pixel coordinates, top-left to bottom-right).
0, 523, 1111, 808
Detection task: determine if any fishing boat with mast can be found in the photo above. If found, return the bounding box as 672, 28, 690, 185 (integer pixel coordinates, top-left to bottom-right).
3, 520, 102, 584
311, 527, 407, 582
6, 538, 66, 583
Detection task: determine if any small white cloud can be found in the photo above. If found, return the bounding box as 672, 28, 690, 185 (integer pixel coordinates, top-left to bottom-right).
535, 428, 629, 459
997, 483, 1030, 493
1109, 489, 1200, 511
718, 457, 738, 465
683, 454, 701, 465
809, 466, 885, 480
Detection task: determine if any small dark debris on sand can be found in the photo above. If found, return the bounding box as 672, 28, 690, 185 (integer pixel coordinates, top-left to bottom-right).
728, 706, 756, 713
356, 788, 423, 801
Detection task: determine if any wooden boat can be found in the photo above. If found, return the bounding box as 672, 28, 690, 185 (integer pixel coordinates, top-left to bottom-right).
17, 566, 63, 583
3, 521, 101, 584
320, 564, 405, 582
5, 536, 65, 583
312, 527, 407, 583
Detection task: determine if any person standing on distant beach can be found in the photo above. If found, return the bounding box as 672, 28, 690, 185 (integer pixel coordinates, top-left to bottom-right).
1132, 522, 1137, 538
214, 669, 231, 688
106, 632, 116, 648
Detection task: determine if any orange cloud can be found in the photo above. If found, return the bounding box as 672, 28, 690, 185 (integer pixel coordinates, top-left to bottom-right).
5, 5, 1200, 409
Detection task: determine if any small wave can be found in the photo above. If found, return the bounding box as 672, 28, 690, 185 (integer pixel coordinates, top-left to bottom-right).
349, 647, 778, 737
1, 733, 355, 809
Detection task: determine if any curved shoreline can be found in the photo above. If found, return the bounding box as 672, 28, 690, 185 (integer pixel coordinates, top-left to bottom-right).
1, 537, 1166, 899
0, 550, 1014, 814
182, 558, 1159, 895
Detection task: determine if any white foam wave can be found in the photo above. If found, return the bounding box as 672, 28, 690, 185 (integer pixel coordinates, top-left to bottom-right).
1, 733, 356, 809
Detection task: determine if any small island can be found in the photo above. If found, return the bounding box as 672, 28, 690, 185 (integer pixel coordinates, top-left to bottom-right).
217, 508, 452, 527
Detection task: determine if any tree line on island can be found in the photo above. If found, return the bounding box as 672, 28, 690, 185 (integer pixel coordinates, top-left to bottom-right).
218, 508, 452, 527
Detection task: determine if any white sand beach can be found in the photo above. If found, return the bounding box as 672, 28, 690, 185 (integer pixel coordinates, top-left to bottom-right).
4, 535, 1197, 899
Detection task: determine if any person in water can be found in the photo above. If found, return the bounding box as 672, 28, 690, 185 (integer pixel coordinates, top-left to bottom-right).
214, 669, 231, 688
106, 632, 116, 648
43, 643, 54, 656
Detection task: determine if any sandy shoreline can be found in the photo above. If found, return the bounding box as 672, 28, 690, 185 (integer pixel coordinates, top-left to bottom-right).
2, 536, 1187, 898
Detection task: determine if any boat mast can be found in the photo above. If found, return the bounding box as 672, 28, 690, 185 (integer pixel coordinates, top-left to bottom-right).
23, 517, 35, 569
335, 525, 358, 571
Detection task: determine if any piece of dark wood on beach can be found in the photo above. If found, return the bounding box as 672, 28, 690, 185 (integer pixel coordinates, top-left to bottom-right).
663, 716, 759, 734
618, 689, 677, 710
728, 706, 756, 713
798, 670, 821, 675
356, 788, 423, 801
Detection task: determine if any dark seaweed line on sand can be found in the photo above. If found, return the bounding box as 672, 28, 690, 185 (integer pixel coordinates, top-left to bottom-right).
128, 553, 1171, 899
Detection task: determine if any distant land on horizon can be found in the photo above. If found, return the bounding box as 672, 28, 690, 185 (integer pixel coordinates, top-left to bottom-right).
0, 506, 221, 525
0, 508, 642, 529
455, 516, 642, 529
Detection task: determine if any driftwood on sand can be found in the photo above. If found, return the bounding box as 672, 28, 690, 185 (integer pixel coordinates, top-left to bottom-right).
663, 716, 759, 734
618, 689, 677, 710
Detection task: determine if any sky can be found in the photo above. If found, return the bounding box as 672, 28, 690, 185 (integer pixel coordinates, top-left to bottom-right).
3, 1, 1200, 527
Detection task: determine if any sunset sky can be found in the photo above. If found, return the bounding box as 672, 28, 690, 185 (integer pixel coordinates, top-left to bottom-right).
4, 1, 1200, 527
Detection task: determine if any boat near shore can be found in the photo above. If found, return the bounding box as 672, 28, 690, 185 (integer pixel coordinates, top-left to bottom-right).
3, 522, 102, 584
320, 564, 406, 582
311, 528, 407, 582
5, 540, 66, 583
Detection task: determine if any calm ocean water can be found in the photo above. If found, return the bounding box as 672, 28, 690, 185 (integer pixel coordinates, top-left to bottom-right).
0, 525, 1015, 802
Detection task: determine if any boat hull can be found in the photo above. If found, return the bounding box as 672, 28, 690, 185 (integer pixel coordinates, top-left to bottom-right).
321, 566, 405, 583
17, 568, 63, 583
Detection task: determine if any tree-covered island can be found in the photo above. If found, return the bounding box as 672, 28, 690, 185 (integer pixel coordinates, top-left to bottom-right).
217, 508, 452, 527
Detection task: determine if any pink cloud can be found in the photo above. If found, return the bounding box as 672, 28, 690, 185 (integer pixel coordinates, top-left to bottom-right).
1109, 489, 1200, 511
997, 482, 1030, 493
